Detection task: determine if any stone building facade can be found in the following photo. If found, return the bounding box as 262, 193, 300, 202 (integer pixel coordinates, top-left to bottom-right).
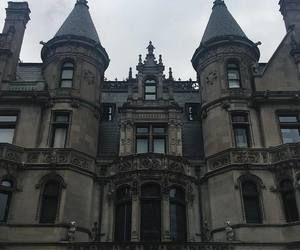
0, 0, 299, 249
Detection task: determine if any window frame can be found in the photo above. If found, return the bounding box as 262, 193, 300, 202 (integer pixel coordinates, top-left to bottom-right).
169, 186, 187, 242
185, 103, 201, 121
102, 103, 116, 122
59, 61, 75, 88
0, 179, 14, 223
140, 183, 161, 241
278, 113, 300, 144
279, 179, 299, 223
50, 111, 71, 148
227, 60, 242, 89
0, 112, 19, 144
231, 112, 251, 148
144, 78, 157, 101
135, 124, 167, 154
114, 185, 132, 242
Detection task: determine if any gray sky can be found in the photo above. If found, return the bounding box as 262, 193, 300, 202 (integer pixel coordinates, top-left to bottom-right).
0, 0, 286, 80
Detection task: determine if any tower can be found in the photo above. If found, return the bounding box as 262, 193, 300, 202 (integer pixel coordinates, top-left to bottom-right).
40, 0, 109, 155
279, 0, 300, 31
192, 0, 260, 157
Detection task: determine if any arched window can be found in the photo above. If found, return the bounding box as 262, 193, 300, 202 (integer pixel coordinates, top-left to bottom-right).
115, 186, 132, 242
141, 183, 161, 241
280, 180, 299, 222
60, 62, 74, 88
0, 179, 13, 222
39, 180, 61, 224
227, 61, 241, 89
170, 187, 186, 241
242, 181, 262, 223
144, 79, 157, 100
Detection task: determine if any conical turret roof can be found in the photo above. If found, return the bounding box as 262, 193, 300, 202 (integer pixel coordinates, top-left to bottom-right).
55, 0, 100, 44
201, 0, 246, 43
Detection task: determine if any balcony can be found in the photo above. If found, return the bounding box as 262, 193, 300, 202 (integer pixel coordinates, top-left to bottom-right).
0, 143, 95, 173
207, 142, 300, 171
108, 153, 192, 176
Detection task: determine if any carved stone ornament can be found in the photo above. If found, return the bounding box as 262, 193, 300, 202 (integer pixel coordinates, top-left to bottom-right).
225, 221, 235, 241
205, 71, 218, 85
83, 70, 95, 85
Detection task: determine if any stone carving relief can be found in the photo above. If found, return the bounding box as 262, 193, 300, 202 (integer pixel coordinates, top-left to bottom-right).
83, 70, 95, 85
205, 71, 218, 85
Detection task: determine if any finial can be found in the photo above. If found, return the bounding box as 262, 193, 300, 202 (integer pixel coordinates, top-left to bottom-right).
213, 0, 225, 8
147, 41, 155, 55
159, 55, 163, 64
129, 67, 133, 79
76, 0, 88, 6
138, 54, 142, 64
169, 67, 173, 80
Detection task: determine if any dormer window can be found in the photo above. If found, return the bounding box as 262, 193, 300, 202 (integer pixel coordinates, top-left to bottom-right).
60, 62, 74, 88
144, 79, 157, 100
227, 62, 241, 89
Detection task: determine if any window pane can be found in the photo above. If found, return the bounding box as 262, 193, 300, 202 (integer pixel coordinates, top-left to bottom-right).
244, 197, 261, 223
170, 203, 186, 241
0, 116, 17, 122
136, 138, 149, 153
141, 201, 161, 241
54, 114, 69, 123
61, 69, 73, 80
145, 86, 156, 93
281, 128, 300, 143
63, 62, 74, 68
232, 115, 248, 123
234, 127, 249, 147
153, 127, 165, 134
0, 128, 15, 143
115, 203, 132, 242
228, 71, 240, 80
52, 128, 67, 148
145, 94, 156, 100
279, 116, 298, 123
137, 127, 149, 134
153, 138, 165, 153
0, 192, 9, 222
1, 180, 13, 188
60, 80, 73, 88
229, 80, 241, 88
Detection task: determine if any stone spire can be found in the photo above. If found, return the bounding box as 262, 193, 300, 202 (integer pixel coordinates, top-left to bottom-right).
54, 0, 100, 43
201, 0, 247, 43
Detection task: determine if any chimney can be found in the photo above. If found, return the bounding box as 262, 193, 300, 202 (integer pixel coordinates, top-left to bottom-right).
279, 0, 300, 32
0, 2, 30, 81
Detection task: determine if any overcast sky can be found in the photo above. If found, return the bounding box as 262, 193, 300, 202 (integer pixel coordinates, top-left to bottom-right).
0, 0, 286, 80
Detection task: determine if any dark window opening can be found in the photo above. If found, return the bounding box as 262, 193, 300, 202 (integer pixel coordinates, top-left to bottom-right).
141, 184, 161, 241
186, 103, 200, 121
280, 180, 299, 222
232, 113, 251, 148
227, 62, 241, 89
136, 125, 167, 154
242, 181, 262, 224
39, 180, 60, 224
170, 187, 187, 241
0, 179, 13, 222
60, 62, 74, 88
102, 104, 116, 121
115, 186, 132, 242
51, 113, 70, 148
144, 79, 157, 100
279, 114, 300, 144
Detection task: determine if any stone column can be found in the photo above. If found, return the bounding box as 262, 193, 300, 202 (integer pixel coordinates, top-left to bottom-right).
125, 121, 134, 155
137, 73, 143, 99
119, 122, 126, 156
131, 195, 140, 241
162, 194, 171, 241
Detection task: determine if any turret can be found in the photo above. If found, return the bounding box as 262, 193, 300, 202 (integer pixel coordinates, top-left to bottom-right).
0, 2, 30, 82
279, 0, 300, 32
192, 0, 261, 156
39, 0, 109, 155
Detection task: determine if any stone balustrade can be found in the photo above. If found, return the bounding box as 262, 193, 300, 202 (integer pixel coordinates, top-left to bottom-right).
69, 242, 233, 250
207, 143, 300, 171
109, 153, 192, 176
1, 81, 47, 92
0, 143, 95, 172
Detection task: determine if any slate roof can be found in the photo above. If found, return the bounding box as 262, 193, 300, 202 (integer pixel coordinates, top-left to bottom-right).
55, 1, 100, 44
201, 0, 247, 43
16, 63, 44, 82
